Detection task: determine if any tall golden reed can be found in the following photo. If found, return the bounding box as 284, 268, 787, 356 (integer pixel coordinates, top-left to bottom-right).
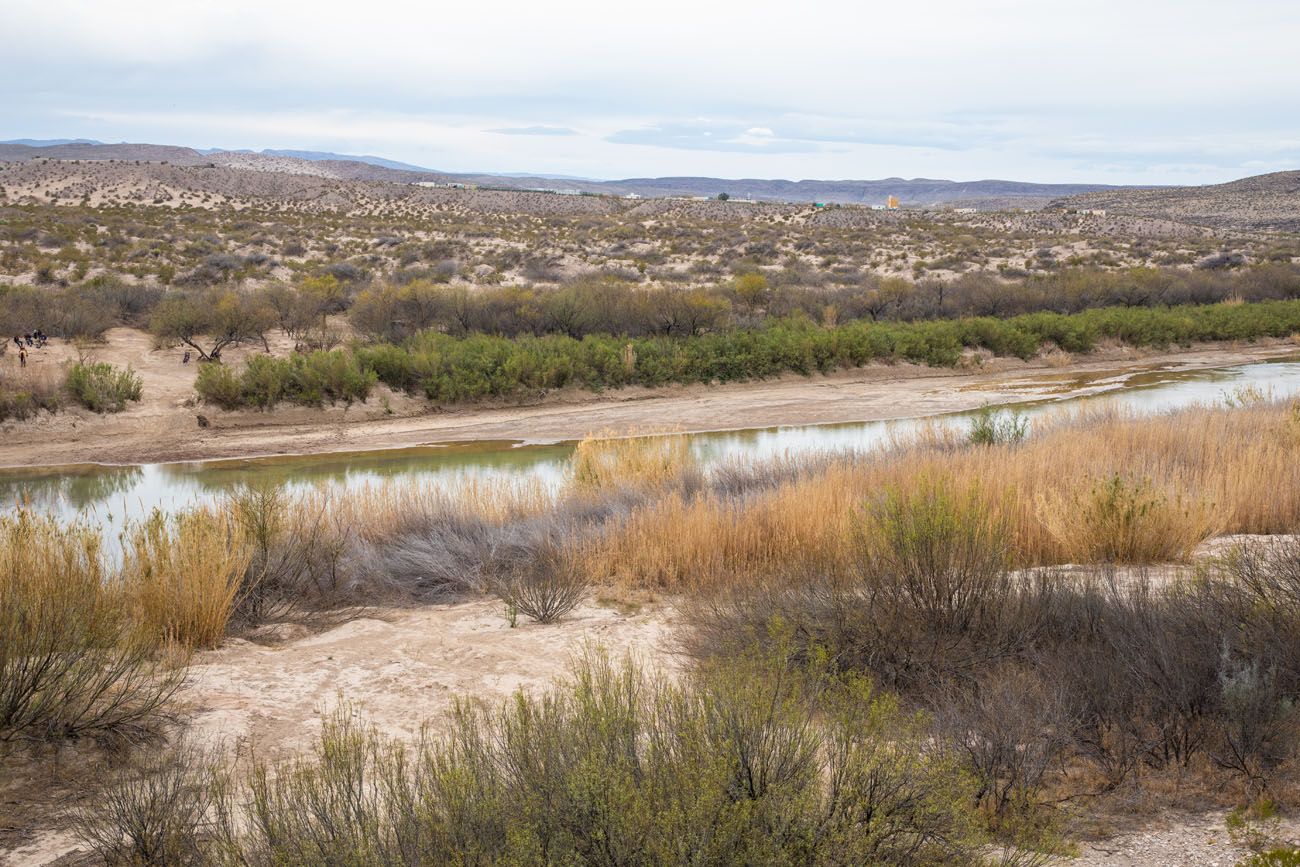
123, 509, 252, 650
576, 402, 1300, 590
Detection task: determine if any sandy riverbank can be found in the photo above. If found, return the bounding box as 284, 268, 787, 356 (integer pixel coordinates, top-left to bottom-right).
0, 328, 1296, 469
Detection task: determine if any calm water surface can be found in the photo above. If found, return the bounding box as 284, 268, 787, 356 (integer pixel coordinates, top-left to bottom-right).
4, 356, 1300, 536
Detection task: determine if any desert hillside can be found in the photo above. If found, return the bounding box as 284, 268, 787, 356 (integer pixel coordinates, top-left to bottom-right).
1053, 170, 1300, 232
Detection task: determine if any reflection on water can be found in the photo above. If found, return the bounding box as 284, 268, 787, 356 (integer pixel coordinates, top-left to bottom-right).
0, 463, 144, 512
4, 357, 1300, 536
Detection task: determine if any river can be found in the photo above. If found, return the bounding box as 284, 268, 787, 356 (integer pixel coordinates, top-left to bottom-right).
4, 356, 1300, 535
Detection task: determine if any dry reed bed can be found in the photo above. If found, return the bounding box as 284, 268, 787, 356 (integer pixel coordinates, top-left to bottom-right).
576, 401, 1300, 590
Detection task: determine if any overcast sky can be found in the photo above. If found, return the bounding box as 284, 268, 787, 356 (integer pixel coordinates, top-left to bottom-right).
4, 0, 1298, 184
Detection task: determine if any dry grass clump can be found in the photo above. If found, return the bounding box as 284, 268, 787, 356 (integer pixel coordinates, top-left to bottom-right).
1038, 472, 1219, 563
568, 430, 696, 491
0, 361, 63, 420
578, 402, 1300, 590
0, 512, 182, 749
123, 509, 252, 650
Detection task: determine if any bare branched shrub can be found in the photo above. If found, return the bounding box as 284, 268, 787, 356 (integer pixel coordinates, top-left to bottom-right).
73, 740, 218, 866
933, 665, 1077, 816
489, 542, 588, 623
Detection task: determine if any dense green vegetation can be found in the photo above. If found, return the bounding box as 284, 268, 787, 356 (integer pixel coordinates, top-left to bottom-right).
64, 361, 143, 413
198, 299, 1300, 408
194, 350, 375, 409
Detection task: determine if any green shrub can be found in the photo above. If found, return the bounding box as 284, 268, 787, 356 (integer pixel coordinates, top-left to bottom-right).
855, 477, 1011, 632
64, 361, 143, 413
194, 362, 243, 410
194, 351, 375, 410
195, 300, 1300, 410
191, 649, 986, 865
359, 301, 1300, 407
968, 405, 1029, 446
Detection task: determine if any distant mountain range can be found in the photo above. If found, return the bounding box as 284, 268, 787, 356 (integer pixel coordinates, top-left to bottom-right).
0, 138, 1147, 206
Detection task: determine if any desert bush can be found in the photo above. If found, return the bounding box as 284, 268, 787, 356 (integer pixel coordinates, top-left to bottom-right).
854, 477, 1011, 632
224, 484, 359, 622
201, 649, 988, 865
0, 362, 63, 420
192, 362, 242, 409
64, 360, 142, 412
968, 405, 1029, 446
72, 740, 218, 866
123, 509, 252, 649
0, 512, 182, 749
194, 350, 375, 409
1040, 473, 1219, 563
933, 666, 1075, 818
1221, 536, 1300, 618
489, 541, 588, 623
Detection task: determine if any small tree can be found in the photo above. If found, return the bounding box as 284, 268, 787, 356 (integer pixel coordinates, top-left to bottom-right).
716, 192, 730, 201
732, 272, 769, 309
150, 289, 274, 361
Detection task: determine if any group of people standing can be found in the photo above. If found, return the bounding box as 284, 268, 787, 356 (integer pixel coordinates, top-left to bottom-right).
11, 331, 48, 367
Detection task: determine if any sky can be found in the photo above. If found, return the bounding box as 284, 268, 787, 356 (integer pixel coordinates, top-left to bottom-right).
3, 0, 1298, 185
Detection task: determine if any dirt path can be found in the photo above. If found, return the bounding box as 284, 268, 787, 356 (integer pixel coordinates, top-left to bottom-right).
1, 330, 1296, 469
184, 598, 676, 755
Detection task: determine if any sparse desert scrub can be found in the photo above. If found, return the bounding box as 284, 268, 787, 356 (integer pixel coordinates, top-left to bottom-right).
83, 651, 1003, 866
0, 512, 182, 750
684, 516, 1300, 816
0, 361, 63, 420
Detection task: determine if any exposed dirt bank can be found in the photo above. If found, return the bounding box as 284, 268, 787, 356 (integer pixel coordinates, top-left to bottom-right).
1, 329, 1296, 469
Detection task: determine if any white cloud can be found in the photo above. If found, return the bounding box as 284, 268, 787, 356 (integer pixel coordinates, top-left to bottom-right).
4, 0, 1299, 183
